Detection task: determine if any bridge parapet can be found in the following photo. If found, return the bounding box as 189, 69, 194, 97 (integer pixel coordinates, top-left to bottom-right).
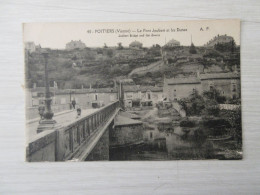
26, 101, 120, 162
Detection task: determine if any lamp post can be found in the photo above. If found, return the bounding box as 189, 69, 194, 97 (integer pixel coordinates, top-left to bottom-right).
37, 51, 60, 133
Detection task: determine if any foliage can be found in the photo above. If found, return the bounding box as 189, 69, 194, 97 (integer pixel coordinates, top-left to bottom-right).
203, 50, 223, 58
220, 108, 242, 145
202, 88, 226, 104
180, 120, 196, 127
214, 40, 236, 53
117, 42, 123, 50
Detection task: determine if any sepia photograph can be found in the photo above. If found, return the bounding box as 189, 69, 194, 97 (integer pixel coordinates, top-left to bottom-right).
24, 19, 242, 161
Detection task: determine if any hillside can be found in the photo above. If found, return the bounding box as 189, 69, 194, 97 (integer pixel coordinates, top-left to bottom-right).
25, 44, 240, 89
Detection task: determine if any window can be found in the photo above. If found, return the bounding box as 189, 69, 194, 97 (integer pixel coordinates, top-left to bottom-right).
147, 92, 151, 100
150, 132, 153, 139
232, 84, 236, 92
173, 89, 177, 97
95, 94, 98, 100
210, 85, 214, 91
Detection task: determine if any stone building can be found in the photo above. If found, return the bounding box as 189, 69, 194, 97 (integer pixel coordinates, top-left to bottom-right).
163, 76, 202, 101
123, 84, 163, 108
164, 39, 180, 48
163, 72, 240, 101
205, 34, 235, 47
26, 87, 118, 108
110, 113, 144, 148
200, 72, 240, 99
66, 40, 86, 50
129, 40, 143, 49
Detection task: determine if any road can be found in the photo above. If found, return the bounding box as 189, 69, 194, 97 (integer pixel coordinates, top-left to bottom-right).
26, 108, 99, 143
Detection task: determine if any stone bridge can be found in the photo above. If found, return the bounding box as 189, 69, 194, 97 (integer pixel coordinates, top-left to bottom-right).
26, 101, 121, 161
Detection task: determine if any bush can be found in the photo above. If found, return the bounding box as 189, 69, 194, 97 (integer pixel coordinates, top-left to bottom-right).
180, 120, 196, 127
189, 43, 197, 54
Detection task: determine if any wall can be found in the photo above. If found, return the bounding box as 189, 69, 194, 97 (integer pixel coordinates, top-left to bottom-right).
110, 124, 144, 147
26, 130, 57, 162
165, 83, 202, 101
85, 128, 110, 161
201, 79, 240, 98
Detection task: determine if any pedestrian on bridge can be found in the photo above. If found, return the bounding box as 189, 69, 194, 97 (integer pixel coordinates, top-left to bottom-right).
76, 108, 81, 118
71, 99, 76, 109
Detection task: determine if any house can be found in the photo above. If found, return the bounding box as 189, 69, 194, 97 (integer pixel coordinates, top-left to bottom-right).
25, 42, 36, 53
129, 41, 143, 49
163, 76, 202, 101
163, 71, 240, 101
164, 39, 180, 48
205, 34, 235, 47
26, 87, 118, 109
123, 84, 163, 108
66, 40, 86, 50
200, 72, 240, 99
139, 85, 164, 106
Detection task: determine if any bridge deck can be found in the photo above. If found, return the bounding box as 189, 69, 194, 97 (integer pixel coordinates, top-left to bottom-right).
26, 108, 100, 143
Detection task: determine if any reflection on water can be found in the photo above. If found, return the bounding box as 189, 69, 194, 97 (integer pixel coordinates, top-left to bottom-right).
110, 124, 215, 161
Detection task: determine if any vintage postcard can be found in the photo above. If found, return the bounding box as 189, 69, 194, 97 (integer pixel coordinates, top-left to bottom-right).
24, 19, 242, 161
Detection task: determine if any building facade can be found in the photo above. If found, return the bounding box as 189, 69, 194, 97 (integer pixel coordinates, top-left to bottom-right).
129, 41, 143, 49
26, 87, 118, 109
163, 77, 202, 101
66, 40, 86, 50
123, 84, 163, 108
163, 72, 240, 101
205, 34, 235, 47
164, 39, 181, 48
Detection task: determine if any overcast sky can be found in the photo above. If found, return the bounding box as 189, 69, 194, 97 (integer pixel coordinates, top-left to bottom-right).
23, 19, 240, 49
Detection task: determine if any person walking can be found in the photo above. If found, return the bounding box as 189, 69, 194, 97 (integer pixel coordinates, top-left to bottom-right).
71, 99, 76, 109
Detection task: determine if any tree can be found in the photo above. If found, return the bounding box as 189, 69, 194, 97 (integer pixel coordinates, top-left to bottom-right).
189, 43, 197, 54
106, 49, 113, 58
223, 108, 242, 146
202, 88, 226, 104
117, 42, 123, 50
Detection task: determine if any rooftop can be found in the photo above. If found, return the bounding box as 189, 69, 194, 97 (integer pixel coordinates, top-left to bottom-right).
200, 72, 240, 80
29, 87, 118, 94
114, 115, 143, 126
123, 85, 163, 92
119, 111, 141, 119
166, 77, 201, 85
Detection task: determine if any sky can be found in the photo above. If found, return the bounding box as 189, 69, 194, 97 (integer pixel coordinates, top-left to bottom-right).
23, 19, 240, 49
